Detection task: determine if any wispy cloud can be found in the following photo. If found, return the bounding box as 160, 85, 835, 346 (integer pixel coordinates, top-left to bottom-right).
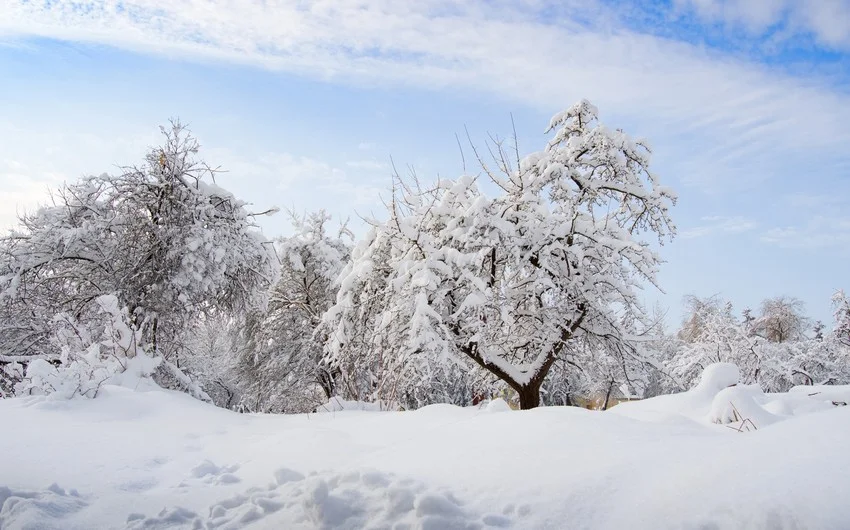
681, 215, 758, 238
784, 192, 848, 211
762, 216, 850, 249
672, 0, 850, 50
2, 1, 849, 195
0, 120, 159, 229
203, 147, 389, 229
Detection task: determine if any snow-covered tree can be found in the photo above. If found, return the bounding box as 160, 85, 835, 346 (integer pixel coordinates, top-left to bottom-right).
831, 289, 850, 347
665, 293, 850, 392
237, 211, 351, 413
323, 100, 676, 409
0, 122, 277, 398
753, 296, 808, 343
812, 320, 825, 342
669, 296, 751, 388
181, 314, 244, 408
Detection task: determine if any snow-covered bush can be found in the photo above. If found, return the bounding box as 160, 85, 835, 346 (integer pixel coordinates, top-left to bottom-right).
15, 295, 166, 399
0, 122, 275, 401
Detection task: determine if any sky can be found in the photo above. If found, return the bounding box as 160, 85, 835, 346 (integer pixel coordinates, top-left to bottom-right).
1, 0, 849, 328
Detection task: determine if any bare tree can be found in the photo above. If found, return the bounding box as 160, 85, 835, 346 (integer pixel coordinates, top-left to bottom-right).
754, 296, 809, 343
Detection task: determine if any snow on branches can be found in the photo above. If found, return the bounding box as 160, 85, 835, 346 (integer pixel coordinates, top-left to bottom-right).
0, 121, 276, 398
664, 294, 850, 393
237, 211, 352, 413
322, 100, 676, 409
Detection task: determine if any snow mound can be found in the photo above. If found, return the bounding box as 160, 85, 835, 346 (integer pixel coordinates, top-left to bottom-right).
708, 385, 780, 430
315, 397, 398, 413
616, 362, 845, 430
0, 483, 88, 530
612, 362, 740, 422
181, 460, 242, 486
128, 468, 515, 529
483, 398, 512, 413
693, 362, 740, 394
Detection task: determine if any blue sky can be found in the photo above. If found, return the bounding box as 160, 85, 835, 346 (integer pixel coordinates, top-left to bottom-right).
1, 0, 849, 328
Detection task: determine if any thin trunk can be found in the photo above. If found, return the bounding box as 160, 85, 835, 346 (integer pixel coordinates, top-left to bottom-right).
151, 317, 158, 356
602, 379, 615, 410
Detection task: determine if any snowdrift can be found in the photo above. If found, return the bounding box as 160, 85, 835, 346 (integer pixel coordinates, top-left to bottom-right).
1, 364, 849, 529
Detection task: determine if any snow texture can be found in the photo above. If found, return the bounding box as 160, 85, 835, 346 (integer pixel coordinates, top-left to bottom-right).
2, 364, 850, 529
127, 468, 513, 529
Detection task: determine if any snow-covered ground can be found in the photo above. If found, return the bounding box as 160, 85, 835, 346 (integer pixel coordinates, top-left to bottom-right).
2, 365, 849, 529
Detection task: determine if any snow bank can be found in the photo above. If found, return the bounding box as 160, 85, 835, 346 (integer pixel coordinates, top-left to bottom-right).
2, 365, 850, 529
694, 362, 740, 393
615, 363, 845, 431
612, 362, 740, 422
788, 384, 850, 405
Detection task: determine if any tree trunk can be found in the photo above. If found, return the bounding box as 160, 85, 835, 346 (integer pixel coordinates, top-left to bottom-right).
317, 366, 339, 400
150, 317, 159, 357
602, 379, 615, 410
517, 381, 543, 410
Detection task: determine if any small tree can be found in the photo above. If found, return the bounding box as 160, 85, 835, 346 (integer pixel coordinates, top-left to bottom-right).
832, 290, 850, 347
323, 100, 676, 409
670, 296, 753, 387
182, 314, 244, 408
753, 296, 808, 343
238, 211, 352, 412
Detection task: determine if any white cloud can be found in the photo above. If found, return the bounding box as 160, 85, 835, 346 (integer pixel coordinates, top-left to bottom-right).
357, 142, 376, 151
762, 216, 850, 249
681, 215, 758, 238
0, 121, 159, 229
1, 0, 849, 196
672, 0, 850, 50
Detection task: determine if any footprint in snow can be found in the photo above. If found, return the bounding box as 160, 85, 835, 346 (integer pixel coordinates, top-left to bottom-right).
118, 477, 159, 492
131, 467, 515, 529
182, 460, 242, 486
145, 457, 170, 469
0, 483, 88, 529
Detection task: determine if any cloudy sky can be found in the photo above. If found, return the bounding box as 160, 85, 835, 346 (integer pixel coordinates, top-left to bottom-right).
1, 0, 849, 326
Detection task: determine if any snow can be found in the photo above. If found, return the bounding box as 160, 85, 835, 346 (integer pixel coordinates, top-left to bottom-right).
789, 384, 850, 404
612, 362, 741, 423
315, 396, 398, 413
2, 366, 850, 529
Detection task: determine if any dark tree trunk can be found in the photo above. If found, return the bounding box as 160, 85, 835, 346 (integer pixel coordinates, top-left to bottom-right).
602, 379, 615, 410
150, 317, 159, 357
458, 309, 588, 411
317, 366, 339, 400
517, 382, 543, 410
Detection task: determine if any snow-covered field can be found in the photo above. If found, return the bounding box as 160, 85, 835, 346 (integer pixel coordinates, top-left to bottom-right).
2, 365, 849, 530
